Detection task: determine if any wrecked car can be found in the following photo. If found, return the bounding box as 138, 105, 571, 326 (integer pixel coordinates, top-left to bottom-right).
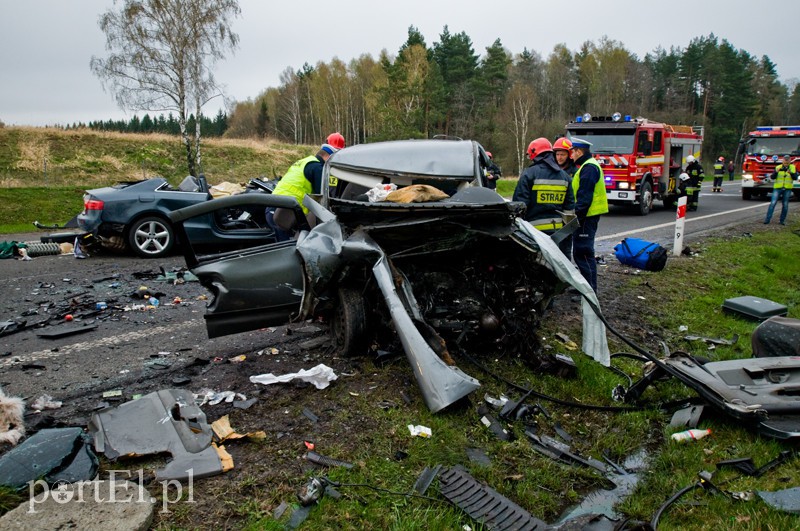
77, 175, 276, 258
169, 139, 609, 412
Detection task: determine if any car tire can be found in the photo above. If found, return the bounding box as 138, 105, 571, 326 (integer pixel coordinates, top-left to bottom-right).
127, 216, 175, 258
637, 182, 653, 216
331, 287, 367, 357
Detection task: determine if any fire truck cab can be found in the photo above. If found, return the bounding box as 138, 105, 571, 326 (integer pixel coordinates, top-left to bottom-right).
738, 126, 800, 200
566, 113, 703, 215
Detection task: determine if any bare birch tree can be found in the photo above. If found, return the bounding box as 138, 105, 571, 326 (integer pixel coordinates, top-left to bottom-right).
90, 0, 240, 176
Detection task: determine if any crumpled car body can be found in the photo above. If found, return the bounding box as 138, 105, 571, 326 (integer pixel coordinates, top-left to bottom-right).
77, 175, 275, 258
169, 139, 610, 412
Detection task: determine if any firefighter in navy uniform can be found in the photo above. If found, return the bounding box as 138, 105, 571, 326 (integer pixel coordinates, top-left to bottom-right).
513, 137, 575, 257
685, 155, 704, 211
712, 156, 725, 192
570, 137, 608, 293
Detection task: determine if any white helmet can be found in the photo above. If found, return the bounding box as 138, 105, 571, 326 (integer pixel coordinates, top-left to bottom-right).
686, 155, 695, 163
679, 172, 690, 181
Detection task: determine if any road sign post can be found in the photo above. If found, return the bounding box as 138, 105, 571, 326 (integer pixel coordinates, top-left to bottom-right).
674, 196, 687, 256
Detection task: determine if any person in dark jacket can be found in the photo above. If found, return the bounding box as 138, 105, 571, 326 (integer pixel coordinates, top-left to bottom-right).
684, 155, 704, 211
513, 137, 575, 257
483, 150, 502, 190
570, 137, 608, 293
712, 156, 725, 192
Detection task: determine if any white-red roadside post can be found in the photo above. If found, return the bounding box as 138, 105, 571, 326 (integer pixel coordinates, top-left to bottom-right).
673, 196, 687, 256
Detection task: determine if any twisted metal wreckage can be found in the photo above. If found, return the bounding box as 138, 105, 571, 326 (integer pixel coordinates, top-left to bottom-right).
169, 139, 610, 414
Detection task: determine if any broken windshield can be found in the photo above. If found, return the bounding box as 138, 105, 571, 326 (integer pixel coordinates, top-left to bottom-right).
567, 130, 635, 155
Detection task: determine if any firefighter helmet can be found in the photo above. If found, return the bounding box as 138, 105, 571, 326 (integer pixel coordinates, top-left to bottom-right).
679, 172, 690, 181
527, 137, 553, 160
553, 137, 573, 152
486, 151, 493, 159
718, 156, 724, 162
686, 155, 695, 163
326, 132, 346, 150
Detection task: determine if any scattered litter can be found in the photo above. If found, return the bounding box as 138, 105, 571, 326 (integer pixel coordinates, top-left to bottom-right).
250, 363, 338, 390
408, 424, 432, 438
89, 389, 225, 481
36, 325, 98, 339
172, 376, 191, 386
669, 404, 704, 428
716, 449, 794, 477
412, 464, 442, 495
683, 333, 739, 346
30, 395, 63, 411
305, 450, 354, 469
233, 398, 257, 410
466, 448, 491, 466
210, 414, 266, 442
302, 407, 319, 423
273, 501, 290, 519
195, 390, 247, 406
678, 325, 688, 332
671, 428, 711, 443
304, 441, 315, 450
228, 354, 247, 363
478, 406, 512, 441
483, 394, 508, 409
101, 390, 123, 399
0, 388, 25, 445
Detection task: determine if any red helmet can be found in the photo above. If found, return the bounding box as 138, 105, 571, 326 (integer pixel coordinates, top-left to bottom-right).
326, 132, 345, 150
718, 156, 724, 162
527, 137, 553, 160
486, 151, 493, 159
553, 137, 573, 152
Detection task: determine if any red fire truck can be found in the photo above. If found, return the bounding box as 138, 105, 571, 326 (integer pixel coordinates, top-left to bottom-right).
566, 113, 704, 215
738, 126, 800, 200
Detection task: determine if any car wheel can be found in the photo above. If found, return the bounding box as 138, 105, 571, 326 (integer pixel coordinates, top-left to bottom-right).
127, 216, 174, 258
637, 182, 653, 216
331, 287, 367, 356
742, 189, 752, 200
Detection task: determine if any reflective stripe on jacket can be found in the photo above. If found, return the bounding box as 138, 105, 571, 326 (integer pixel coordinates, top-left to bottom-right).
713, 162, 724, 175
273, 155, 317, 213
774, 163, 797, 190
572, 157, 608, 217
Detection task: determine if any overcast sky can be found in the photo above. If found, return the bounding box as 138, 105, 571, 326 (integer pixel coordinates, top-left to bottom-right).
2, 0, 799, 127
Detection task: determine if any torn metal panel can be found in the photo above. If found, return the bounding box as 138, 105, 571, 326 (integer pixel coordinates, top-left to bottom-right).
658, 354, 800, 440
513, 219, 610, 366
757, 487, 800, 514
0, 428, 98, 490
438, 466, 547, 530
372, 253, 480, 413
88, 389, 223, 481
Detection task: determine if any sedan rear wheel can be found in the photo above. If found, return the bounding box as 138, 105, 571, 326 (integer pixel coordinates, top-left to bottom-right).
128, 216, 174, 258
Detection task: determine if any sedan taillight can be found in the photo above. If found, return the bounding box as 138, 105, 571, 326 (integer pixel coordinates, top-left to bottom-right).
84, 198, 104, 211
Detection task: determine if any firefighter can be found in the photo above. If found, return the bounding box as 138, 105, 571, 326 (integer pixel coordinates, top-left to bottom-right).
712, 156, 725, 192
553, 137, 578, 177
483, 151, 502, 190
685, 155, 704, 211
764, 155, 797, 225
267, 142, 340, 241
513, 137, 575, 258
570, 137, 608, 293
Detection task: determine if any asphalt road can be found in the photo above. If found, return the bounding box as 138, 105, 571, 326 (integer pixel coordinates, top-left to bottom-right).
595, 181, 775, 254
0, 182, 786, 410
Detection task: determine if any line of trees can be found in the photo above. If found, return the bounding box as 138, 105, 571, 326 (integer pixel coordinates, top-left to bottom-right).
78, 110, 229, 136
224, 27, 800, 176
